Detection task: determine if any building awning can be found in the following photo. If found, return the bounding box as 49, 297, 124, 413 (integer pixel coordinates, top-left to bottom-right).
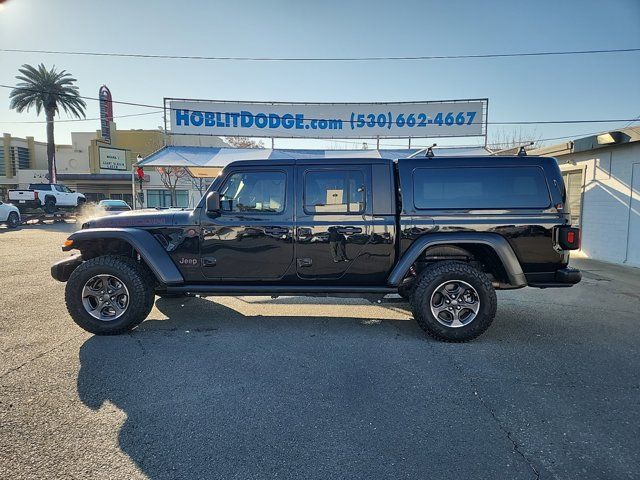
58, 173, 131, 182
138, 146, 491, 177
57, 173, 150, 182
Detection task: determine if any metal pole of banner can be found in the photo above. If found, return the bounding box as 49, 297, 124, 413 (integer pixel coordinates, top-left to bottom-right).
271, 137, 274, 149
408, 137, 412, 149
163, 98, 168, 136
484, 99, 489, 148
376, 136, 380, 150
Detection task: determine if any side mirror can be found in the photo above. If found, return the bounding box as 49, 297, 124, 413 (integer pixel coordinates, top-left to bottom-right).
206, 191, 221, 213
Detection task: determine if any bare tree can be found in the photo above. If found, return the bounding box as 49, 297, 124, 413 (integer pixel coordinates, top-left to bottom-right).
489, 128, 542, 154
156, 167, 188, 206
225, 136, 264, 148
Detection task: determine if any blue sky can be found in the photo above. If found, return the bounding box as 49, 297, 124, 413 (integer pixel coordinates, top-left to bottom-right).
0, 0, 638, 149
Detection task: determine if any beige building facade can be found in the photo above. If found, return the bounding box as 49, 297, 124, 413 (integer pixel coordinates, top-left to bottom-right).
1, 125, 227, 207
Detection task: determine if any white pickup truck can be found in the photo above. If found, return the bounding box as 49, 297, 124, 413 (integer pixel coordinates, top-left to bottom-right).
8, 183, 86, 214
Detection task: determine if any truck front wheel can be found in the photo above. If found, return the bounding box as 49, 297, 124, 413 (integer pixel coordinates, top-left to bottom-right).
65, 255, 154, 335
410, 261, 497, 342
7, 212, 20, 228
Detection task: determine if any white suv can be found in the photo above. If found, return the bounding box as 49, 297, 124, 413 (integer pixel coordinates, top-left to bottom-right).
0, 201, 21, 228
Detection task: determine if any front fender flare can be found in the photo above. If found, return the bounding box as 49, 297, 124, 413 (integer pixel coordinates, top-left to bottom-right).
387, 233, 526, 288
66, 228, 184, 285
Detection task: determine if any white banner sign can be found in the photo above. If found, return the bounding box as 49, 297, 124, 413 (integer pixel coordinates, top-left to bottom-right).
99, 147, 127, 171
167, 99, 487, 139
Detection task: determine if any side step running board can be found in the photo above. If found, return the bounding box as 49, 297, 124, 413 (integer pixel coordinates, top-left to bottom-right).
165, 285, 397, 296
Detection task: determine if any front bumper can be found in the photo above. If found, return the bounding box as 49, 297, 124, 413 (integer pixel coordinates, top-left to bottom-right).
51, 254, 83, 282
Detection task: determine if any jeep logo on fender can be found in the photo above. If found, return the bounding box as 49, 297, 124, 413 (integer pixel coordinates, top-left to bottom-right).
178, 257, 198, 266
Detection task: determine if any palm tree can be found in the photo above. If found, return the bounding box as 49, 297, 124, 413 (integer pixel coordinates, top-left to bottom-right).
9, 64, 86, 183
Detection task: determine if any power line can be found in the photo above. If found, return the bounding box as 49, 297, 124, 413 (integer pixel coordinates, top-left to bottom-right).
0, 47, 639, 62
319, 129, 614, 149
623, 112, 640, 128
1, 83, 638, 127
0, 110, 162, 124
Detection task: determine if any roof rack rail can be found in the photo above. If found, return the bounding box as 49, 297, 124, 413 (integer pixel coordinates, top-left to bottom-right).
407, 143, 437, 159
489, 141, 534, 156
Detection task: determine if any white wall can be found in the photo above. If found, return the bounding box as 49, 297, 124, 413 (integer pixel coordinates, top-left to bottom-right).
558, 143, 640, 266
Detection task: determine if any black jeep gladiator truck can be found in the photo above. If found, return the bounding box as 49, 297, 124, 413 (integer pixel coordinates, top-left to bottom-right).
51, 155, 581, 342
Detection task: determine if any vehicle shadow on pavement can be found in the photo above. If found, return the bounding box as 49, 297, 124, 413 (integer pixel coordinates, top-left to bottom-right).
75, 296, 536, 480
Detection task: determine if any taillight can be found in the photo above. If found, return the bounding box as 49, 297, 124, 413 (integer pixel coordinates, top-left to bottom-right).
558, 226, 581, 250
34, 191, 39, 200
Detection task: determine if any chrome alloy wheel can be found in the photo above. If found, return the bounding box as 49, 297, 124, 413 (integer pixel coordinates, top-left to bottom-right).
81, 274, 130, 321
430, 280, 480, 328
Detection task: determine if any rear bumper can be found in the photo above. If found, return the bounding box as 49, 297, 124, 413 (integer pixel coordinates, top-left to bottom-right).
51, 254, 83, 282
13, 199, 40, 209
527, 268, 582, 288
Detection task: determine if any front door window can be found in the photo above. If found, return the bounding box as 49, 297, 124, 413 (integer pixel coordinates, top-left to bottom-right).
220, 171, 286, 214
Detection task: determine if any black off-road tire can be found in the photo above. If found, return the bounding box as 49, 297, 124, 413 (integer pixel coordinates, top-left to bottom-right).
65, 255, 154, 335
44, 197, 57, 214
410, 261, 497, 342
398, 280, 415, 300
7, 211, 20, 228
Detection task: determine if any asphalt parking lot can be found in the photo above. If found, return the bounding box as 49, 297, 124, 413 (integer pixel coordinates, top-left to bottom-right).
1, 222, 639, 480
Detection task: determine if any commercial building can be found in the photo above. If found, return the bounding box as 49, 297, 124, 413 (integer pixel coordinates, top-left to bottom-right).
531, 127, 640, 267
0, 125, 227, 207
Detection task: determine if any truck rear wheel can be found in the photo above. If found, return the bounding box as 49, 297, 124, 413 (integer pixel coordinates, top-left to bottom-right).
65, 255, 154, 335
44, 197, 56, 214
410, 261, 497, 342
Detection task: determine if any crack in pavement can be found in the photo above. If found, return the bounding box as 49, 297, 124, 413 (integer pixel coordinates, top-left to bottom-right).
445, 351, 541, 480
128, 331, 147, 356
0, 334, 83, 380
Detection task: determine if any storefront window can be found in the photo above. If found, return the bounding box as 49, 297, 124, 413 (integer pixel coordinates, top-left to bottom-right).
110, 193, 134, 206
146, 189, 189, 208
84, 193, 107, 203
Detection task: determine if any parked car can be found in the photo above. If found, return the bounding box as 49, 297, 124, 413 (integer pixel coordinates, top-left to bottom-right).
0, 200, 21, 228
8, 183, 86, 214
52, 155, 581, 342
97, 199, 132, 215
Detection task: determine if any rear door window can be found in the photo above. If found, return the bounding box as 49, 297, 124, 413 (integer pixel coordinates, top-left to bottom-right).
303, 170, 365, 214
413, 167, 551, 209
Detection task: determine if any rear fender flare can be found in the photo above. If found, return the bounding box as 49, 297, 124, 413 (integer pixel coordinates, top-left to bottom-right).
67, 228, 184, 285
387, 233, 526, 288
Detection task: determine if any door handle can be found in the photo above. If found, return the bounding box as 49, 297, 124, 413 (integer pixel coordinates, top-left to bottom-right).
264, 227, 289, 236
336, 227, 362, 234
297, 227, 313, 239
